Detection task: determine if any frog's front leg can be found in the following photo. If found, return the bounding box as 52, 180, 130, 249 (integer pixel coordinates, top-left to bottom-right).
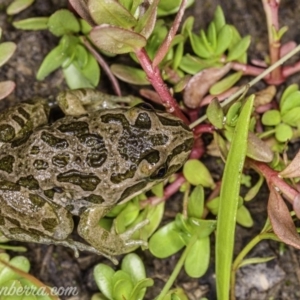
56, 88, 133, 116
77, 206, 148, 257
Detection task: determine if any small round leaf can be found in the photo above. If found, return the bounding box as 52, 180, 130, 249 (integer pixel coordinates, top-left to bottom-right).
184, 236, 210, 278
149, 221, 185, 258
48, 9, 80, 37
183, 159, 215, 188
261, 110, 281, 126
275, 123, 293, 142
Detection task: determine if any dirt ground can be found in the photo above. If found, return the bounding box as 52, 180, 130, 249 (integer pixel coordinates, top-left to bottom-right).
1, 0, 300, 299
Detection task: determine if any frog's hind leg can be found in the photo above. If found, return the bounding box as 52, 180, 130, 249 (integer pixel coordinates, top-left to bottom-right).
77, 206, 148, 258
0, 189, 75, 249
0, 189, 119, 261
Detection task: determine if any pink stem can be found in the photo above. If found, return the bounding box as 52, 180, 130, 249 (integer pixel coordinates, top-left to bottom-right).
250, 160, 298, 203
262, 0, 283, 81
152, 0, 188, 67
141, 174, 186, 206
135, 48, 190, 124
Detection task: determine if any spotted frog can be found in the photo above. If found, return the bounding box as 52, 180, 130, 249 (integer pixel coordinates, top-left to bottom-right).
0, 89, 193, 262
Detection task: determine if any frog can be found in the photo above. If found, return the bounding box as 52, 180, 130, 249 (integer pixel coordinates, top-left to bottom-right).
0, 88, 194, 263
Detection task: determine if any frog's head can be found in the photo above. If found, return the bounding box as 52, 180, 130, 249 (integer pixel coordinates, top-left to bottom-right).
100, 103, 194, 204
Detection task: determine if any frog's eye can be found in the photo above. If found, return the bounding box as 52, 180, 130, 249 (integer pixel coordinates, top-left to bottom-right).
135, 102, 154, 111
150, 164, 168, 180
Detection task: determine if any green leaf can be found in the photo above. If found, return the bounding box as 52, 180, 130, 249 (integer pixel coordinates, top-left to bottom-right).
129, 278, 154, 300
280, 90, 300, 114
157, 0, 195, 16
179, 55, 211, 74
275, 124, 293, 143
184, 236, 210, 278
88, 0, 137, 28
0, 256, 30, 285
111, 64, 149, 85
238, 256, 276, 268
94, 264, 115, 300
121, 254, 146, 284
200, 29, 214, 53
36, 44, 67, 80
206, 98, 224, 129
90, 25, 146, 54
207, 22, 217, 50
215, 25, 232, 55
115, 201, 139, 232
132, 202, 165, 239
151, 182, 164, 197
282, 107, 300, 127
276, 26, 288, 41
112, 271, 133, 300
236, 205, 253, 227
48, 9, 80, 37
183, 159, 215, 188
213, 6, 226, 32
63, 60, 97, 89
226, 35, 251, 61
186, 218, 217, 238
262, 110, 281, 126
0, 42, 16, 67
280, 84, 299, 110
216, 95, 254, 299
209, 71, 243, 95
6, 0, 34, 15
206, 196, 219, 215
188, 185, 204, 219
172, 38, 184, 70
80, 19, 92, 34
77, 51, 100, 87
13, 17, 49, 30
189, 32, 211, 59
225, 102, 242, 126
181, 16, 194, 38
244, 175, 264, 201
149, 221, 185, 258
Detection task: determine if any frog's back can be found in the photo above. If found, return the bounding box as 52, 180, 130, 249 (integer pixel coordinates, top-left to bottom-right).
0, 105, 193, 213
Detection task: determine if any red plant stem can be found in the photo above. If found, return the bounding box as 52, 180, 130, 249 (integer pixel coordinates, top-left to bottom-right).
283, 61, 300, 77
230, 61, 268, 77
190, 137, 205, 159
141, 174, 186, 206
135, 48, 190, 124
250, 160, 298, 203
153, 0, 188, 67
262, 0, 283, 81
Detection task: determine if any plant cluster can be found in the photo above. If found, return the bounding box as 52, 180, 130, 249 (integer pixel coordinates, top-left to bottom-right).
2, 0, 300, 299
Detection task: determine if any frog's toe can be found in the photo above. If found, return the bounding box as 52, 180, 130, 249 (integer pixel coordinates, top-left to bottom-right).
124, 239, 148, 248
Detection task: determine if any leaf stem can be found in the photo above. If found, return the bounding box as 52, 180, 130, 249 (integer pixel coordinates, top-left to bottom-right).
156, 234, 198, 300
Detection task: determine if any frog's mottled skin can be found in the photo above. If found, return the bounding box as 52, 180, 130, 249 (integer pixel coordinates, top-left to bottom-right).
0, 89, 193, 262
